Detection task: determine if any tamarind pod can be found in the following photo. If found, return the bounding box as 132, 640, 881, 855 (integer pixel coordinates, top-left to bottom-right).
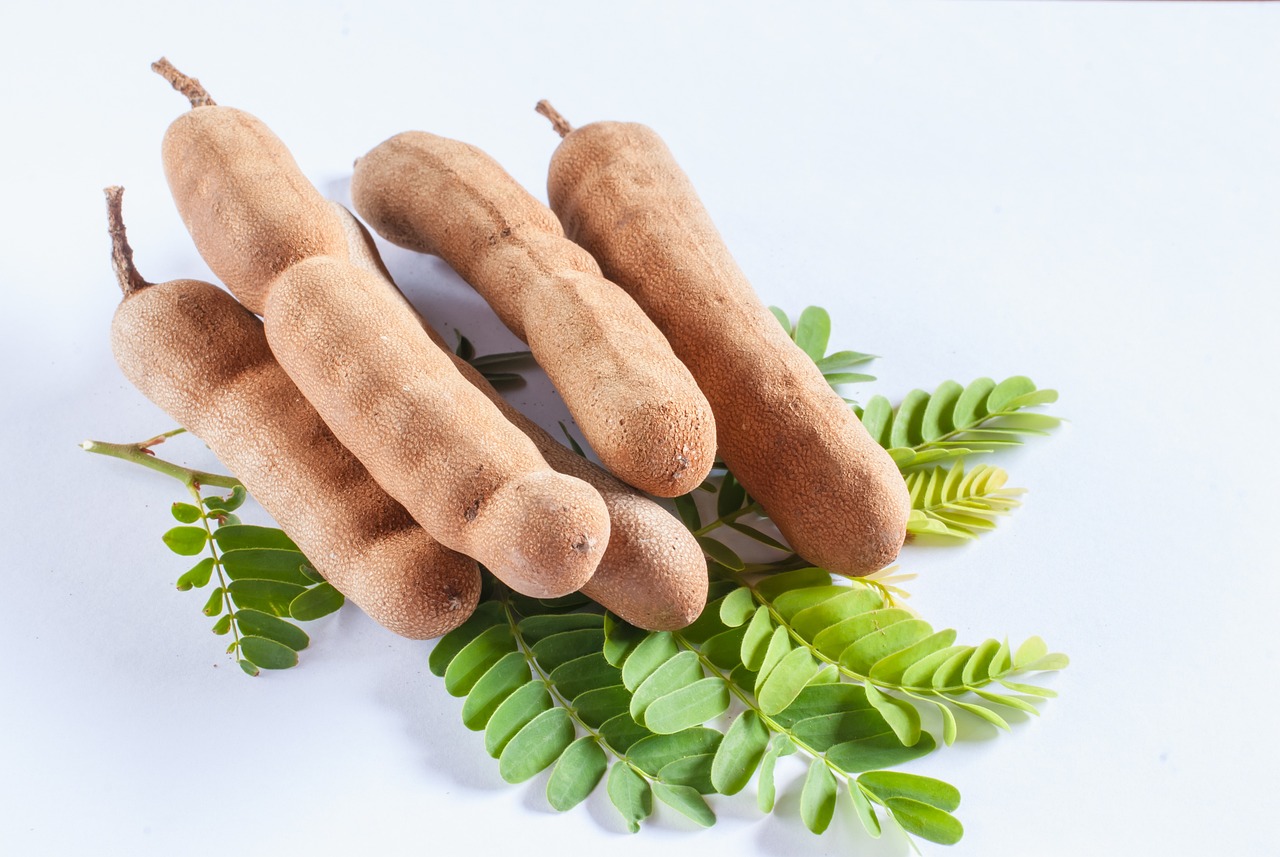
263, 255, 611, 598
155, 78, 347, 314
105, 188, 480, 638
335, 204, 708, 629
350, 131, 716, 498
543, 117, 910, 575
152, 61, 610, 598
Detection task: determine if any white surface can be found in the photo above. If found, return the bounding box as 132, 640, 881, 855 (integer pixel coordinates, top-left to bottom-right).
2, 1, 1277, 855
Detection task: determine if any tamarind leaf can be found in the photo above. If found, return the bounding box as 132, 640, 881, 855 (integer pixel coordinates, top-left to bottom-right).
697, 537, 744, 571
227, 580, 305, 617
1013, 636, 1048, 668
725, 521, 790, 551
774, 684, 874, 729
813, 608, 914, 662
499, 708, 575, 783
754, 628, 793, 695
678, 596, 731, 645
711, 710, 770, 795
863, 685, 922, 747
548, 653, 621, 699
631, 651, 704, 723
998, 680, 1058, 699
163, 526, 208, 556
176, 557, 216, 590
238, 635, 298, 670
211, 614, 232, 635
461, 652, 531, 731
841, 620, 934, 676
628, 727, 722, 776
962, 639, 1003, 687
933, 699, 958, 746
288, 583, 344, 621
557, 422, 587, 458
220, 549, 313, 586
468, 350, 534, 368
673, 494, 701, 531
773, 585, 853, 622
869, 630, 959, 685
571, 686, 631, 729
517, 612, 602, 644
848, 780, 882, 838
826, 731, 937, 773
884, 798, 964, 845
719, 588, 756, 627
814, 350, 876, 372
954, 378, 996, 427
860, 396, 894, 447
621, 632, 678, 690
234, 609, 309, 652
642, 678, 730, 734
484, 682, 553, 758
201, 587, 224, 617
757, 734, 796, 812
445, 625, 517, 697
790, 588, 884, 640
767, 306, 793, 335
239, 660, 259, 677
546, 738, 607, 811
479, 372, 523, 387
901, 645, 972, 690
659, 754, 716, 794
529, 628, 605, 671
947, 699, 1010, 731
202, 485, 246, 513
989, 639, 1012, 677
822, 372, 875, 387
757, 648, 821, 715
452, 332, 476, 361
755, 567, 833, 600
1019, 652, 1070, 672
972, 688, 1041, 715
700, 625, 748, 670
739, 607, 776, 671
790, 709, 893, 752
599, 713, 651, 754
652, 782, 716, 828
921, 381, 964, 442
800, 758, 838, 834
602, 613, 648, 667
794, 306, 832, 361
212, 525, 298, 552
716, 471, 747, 518
607, 762, 652, 833
931, 647, 977, 691
170, 502, 202, 523
298, 563, 324, 584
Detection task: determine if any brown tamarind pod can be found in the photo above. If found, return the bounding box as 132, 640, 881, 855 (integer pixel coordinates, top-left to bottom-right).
333, 204, 707, 628
105, 187, 480, 639
152, 60, 611, 598
350, 131, 716, 498
538, 104, 911, 575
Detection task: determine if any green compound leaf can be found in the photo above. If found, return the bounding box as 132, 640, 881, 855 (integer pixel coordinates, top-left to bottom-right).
756, 734, 796, 813
499, 707, 575, 783
697, 536, 744, 571
288, 583, 344, 621
643, 678, 731, 735
163, 526, 208, 556
238, 635, 298, 670
220, 549, 314, 586
653, 781, 716, 828
757, 647, 822, 715
885, 797, 964, 845
445, 624, 517, 697
212, 525, 299, 552
461, 652, 531, 731
858, 771, 961, 812
607, 762, 652, 833
711, 710, 770, 795
235, 609, 309, 652
631, 650, 703, 724
176, 557, 216, 591
170, 502, 202, 524
547, 738, 607, 811
863, 684, 922, 747
485, 682, 553, 758
800, 758, 838, 834
621, 632, 678, 691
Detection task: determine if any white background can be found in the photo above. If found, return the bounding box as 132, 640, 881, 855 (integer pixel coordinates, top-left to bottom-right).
1, 2, 1277, 855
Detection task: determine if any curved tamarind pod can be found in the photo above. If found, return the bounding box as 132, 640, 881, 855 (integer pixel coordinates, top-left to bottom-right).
351, 131, 716, 498
541, 110, 910, 575
105, 187, 480, 639
152, 60, 611, 598
334, 204, 707, 629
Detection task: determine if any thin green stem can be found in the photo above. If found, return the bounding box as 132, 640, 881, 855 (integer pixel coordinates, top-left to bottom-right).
692, 502, 763, 537
81, 433, 242, 490
188, 484, 240, 653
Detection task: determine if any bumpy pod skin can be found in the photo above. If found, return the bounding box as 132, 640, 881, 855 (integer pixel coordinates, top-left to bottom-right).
263, 256, 611, 598
160, 105, 349, 314
351, 131, 716, 498
111, 278, 481, 638
546, 122, 911, 575
336, 205, 707, 628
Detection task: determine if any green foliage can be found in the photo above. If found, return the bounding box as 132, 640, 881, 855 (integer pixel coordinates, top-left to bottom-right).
453, 331, 534, 389
770, 306, 876, 402
160, 483, 342, 674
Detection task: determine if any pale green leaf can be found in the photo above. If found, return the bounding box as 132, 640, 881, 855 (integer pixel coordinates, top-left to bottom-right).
499, 708, 575, 783
607, 762, 652, 833
800, 758, 838, 834
711, 710, 770, 795
652, 782, 716, 828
